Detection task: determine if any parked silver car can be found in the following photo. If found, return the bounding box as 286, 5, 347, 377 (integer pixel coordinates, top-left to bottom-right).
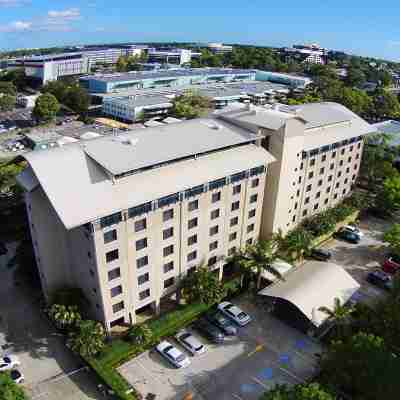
176, 330, 206, 356
156, 340, 191, 368
218, 302, 252, 326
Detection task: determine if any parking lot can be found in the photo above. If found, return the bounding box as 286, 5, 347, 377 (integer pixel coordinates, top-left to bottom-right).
119, 295, 322, 400
320, 215, 391, 306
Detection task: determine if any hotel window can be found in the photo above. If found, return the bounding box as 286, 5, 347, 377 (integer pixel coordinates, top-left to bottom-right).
139, 289, 150, 301
335, 182, 340, 189
320, 167, 325, 175
308, 171, 314, 179
330, 163, 335, 170
246, 238, 253, 246
354, 164, 358, 170
229, 232, 237, 241
104, 229, 117, 244
209, 241, 218, 251
343, 188, 347, 195
321, 155, 327, 162
163, 245, 174, 257
188, 217, 198, 229
247, 224, 255, 233
304, 197, 310, 205
100, 212, 122, 229
358, 142, 362, 149
306, 184, 312, 192
211, 209, 220, 219
310, 158, 316, 166
163, 209, 174, 222
138, 273, 149, 285
334, 194, 338, 199
302, 210, 308, 217
332, 151, 336, 158
188, 234, 197, 246
136, 255, 148, 269
324, 198, 329, 205
136, 238, 147, 251
108, 268, 121, 281
210, 225, 219, 236
251, 178, 259, 188
337, 171, 342, 178
318, 179, 323, 187
248, 209, 256, 218
134, 218, 146, 232
316, 191, 321, 199
188, 200, 198, 212
106, 249, 119, 263
328, 175, 333, 182
164, 277, 175, 289
163, 227, 174, 240
230, 216, 239, 227
314, 203, 319, 210
326, 186, 331, 193
208, 256, 217, 266
187, 250, 197, 262
298, 176, 302, 184
233, 185, 241, 195
110, 285, 122, 298
348, 156, 352, 163
344, 178, 348, 184
211, 191, 221, 203
231, 201, 240, 211
112, 301, 124, 313
163, 261, 174, 273
339, 160, 344, 167
250, 194, 258, 203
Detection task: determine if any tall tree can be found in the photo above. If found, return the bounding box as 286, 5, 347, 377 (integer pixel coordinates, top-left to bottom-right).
172, 91, 213, 119
32, 93, 60, 122
0, 372, 27, 400
372, 88, 400, 119
180, 266, 225, 305
69, 320, 105, 358
65, 86, 90, 115
375, 174, 400, 215
318, 297, 354, 338
345, 67, 366, 88
383, 224, 400, 256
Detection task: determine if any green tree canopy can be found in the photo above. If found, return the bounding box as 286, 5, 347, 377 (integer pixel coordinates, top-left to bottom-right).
180, 266, 225, 305
345, 67, 366, 88
260, 383, 335, 400
42, 80, 70, 103
320, 333, 400, 400
128, 323, 153, 346
69, 320, 105, 358
383, 224, 400, 256
0, 94, 16, 112
172, 91, 213, 119
64, 86, 90, 115
32, 93, 60, 122
375, 174, 400, 214
372, 88, 400, 119
336, 87, 372, 116
0, 81, 17, 96
0, 372, 27, 400
48, 304, 82, 330
0, 163, 24, 195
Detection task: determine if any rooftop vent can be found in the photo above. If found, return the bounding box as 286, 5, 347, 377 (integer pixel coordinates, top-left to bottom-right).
112, 136, 139, 146
202, 121, 223, 130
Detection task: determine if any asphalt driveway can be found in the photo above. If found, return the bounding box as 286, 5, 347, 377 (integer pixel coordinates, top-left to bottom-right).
119, 295, 321, 400
0, 241, 102, 400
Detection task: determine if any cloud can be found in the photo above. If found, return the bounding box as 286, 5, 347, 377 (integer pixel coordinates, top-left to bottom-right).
0, 0, 30, 7
1, 8, 82, 33
47, 8, 80, 19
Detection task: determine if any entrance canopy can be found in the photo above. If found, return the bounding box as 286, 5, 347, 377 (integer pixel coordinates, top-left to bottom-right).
258, 261, 360, 327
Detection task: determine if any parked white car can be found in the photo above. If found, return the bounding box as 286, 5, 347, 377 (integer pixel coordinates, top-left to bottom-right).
156, 340, 191, 368
10, 369, 24, 384
218, 302, 252, 326
343, 225, 364, 238
0, 355, 20, 372
175, 331, 206, 356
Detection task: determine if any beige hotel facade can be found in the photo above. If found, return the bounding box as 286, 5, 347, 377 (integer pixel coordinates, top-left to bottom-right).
18, 102, 375, 330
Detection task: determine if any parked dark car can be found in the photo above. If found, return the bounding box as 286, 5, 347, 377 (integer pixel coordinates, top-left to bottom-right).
193, 318, 225, 343
205, 310, 238, 336
310, 248, 332, 261
366, 270, 394, 291
0, 242, 7, 256
334, 228, 360, 244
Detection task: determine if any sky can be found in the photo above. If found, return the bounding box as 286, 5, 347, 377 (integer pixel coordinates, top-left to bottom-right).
1, 0, 400, 61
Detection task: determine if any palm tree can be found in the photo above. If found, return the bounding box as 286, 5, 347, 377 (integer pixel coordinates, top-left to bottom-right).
232, 239, 281, 289
69, 320, 105, 358
318, 297, 354, 338
49, 304, 81, 330
279, 228, 313, 261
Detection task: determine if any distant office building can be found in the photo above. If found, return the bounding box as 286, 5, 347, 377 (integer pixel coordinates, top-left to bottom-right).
283, 43, 328, 65
207, 43, 233, 54
256, 70, 312, 88
102, 81, 290, 122
80, 68, 256, 94
147, 48, 201, 65
83, 45, 144, 67
18, 102, 374, 330
10, 53, 90, 84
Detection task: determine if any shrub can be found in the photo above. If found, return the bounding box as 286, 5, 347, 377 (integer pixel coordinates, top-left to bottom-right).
128, 324, 153, 346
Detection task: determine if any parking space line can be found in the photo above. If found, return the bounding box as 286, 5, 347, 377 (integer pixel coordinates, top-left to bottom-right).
279, 366, 305, 383
251, 376, 269, 389
232, 394, 244, 400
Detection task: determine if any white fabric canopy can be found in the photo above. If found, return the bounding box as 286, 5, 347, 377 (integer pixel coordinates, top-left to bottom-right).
258, 261, 360, 327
